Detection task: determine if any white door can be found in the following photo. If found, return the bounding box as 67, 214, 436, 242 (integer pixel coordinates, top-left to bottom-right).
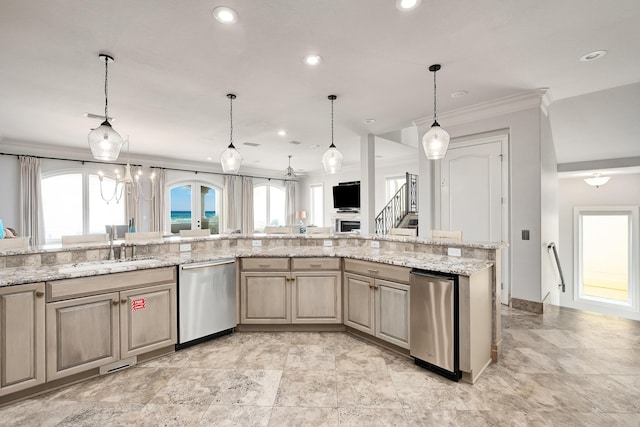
168, 181, 221, 234
439, 137, 509, 304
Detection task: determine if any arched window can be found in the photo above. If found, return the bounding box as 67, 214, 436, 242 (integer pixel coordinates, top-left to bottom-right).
253, 181, 285, 231
167, 180, 222, 234
42, 170, 126, 243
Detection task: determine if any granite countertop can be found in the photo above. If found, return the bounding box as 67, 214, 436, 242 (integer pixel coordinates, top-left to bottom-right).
0, 245, 494, 287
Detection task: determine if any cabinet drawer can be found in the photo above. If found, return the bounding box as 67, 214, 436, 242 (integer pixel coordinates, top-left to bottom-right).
291, 257, 341, 271
344, 259, 410, 283
47, 267, 176, 301
241, 257, 290, 271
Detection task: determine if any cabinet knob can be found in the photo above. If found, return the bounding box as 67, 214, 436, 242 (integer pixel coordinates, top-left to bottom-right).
35, 291, 44, 298
121, 299, 128, 305
112, 300, 119, 306
367, 269, 379, 274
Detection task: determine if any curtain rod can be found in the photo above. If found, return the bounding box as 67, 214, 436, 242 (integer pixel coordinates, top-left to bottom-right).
0, 152, 297, 182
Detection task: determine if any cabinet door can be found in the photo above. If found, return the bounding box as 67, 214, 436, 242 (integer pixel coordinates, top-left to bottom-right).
120, 283, 177, 359
343, 273, 375, 335
46, 292, 120, 381
240, 272, 290, 323
0, 283, 45, 397
375, 279, 410, 349
292, 272, 342, 324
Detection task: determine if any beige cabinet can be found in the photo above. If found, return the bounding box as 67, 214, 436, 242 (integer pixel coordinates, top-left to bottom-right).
343, 260, 410, 349
46, 268, 177, 381
0, 283, 46, 397
240, 257, 342, 324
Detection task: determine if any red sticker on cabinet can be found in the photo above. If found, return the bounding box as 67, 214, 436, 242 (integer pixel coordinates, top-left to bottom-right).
131, 298, 146, 311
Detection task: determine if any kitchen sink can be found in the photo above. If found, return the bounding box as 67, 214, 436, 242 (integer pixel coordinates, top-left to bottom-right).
58, 258, 159, 274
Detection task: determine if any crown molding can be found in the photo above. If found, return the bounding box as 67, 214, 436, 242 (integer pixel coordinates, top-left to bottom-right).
413, 88, 552, 129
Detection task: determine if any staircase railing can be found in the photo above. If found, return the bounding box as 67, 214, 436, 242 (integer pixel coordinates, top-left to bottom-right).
375, 173, 418, 235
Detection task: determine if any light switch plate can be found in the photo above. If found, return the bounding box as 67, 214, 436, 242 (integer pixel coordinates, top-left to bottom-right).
370, 241, 380, 249
252, 240, 262, 247
447, 247, 462, 257
323, 240, 333, 247
179, 243, 191, 252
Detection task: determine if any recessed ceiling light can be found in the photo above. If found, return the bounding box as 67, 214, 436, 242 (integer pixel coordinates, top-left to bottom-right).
303, 55, 322, 66
207, 157, 212, 161
364, 119, 376, 124
289, 140, 302, 145
277, 130, 286, 136
451, 91, 468, 98
580, 50, 607, 62
213, 6, 238, 24
396, 0, 422, 11
243, 142, 260, 147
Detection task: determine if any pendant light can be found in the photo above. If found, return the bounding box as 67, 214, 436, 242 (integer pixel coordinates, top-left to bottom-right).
422, 64, 450, 160
88, 54, 124, 161
322, 95, 343, 174
220, 93, 242, 174
284, 155, 296, 179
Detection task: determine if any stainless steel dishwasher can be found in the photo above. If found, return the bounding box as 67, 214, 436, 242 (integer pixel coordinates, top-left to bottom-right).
409, 268, 461, 381
177, 259, 237, 349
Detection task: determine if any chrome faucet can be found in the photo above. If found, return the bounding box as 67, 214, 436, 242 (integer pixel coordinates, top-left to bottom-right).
109, 225, 116, 260
120, 242, 126, 261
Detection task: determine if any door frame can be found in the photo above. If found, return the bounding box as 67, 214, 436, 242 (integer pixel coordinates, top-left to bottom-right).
434, 133, 511, 305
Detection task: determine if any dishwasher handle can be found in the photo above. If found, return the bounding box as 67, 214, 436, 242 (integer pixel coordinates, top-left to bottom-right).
410, 268, 458, 281
181, 259, 236, 270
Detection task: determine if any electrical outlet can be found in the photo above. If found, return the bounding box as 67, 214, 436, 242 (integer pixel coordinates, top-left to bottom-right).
522, 230, 530, 240
447, 247, 462, 257
323, 240, 333, 247
252, 240, 262, 247
370, 241, 380, 249
179, 244, 191, 252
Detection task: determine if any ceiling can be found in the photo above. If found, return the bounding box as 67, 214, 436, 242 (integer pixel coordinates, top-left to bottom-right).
1, 0, 639, 175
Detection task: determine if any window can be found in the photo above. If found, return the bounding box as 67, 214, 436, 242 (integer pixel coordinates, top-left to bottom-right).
310, 184, 324, 226
167, 181, 221, 234
254, 182, 285, 231
385, 175, 405, 202
42, 171, 125, 243
575, 207, 638, 309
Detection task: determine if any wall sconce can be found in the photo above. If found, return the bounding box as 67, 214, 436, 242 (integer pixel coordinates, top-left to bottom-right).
584, 173, 610, 188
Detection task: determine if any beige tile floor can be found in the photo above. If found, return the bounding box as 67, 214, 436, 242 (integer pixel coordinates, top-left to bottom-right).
1, 305, 640, 426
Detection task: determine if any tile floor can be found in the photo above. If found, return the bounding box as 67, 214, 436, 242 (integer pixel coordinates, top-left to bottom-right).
1, 305, 640, 426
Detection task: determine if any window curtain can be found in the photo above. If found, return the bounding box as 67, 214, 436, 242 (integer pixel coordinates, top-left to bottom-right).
285, 180, 296, 226
241, 176, 254, 234
224, 175, 240, 231
19, 156, 45, 245
150, 168, 165, 233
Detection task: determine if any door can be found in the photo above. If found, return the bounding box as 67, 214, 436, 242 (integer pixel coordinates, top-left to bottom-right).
120, 283, 177, 358
46, 292, 120, 381
439, 137, 509, 304
343, 273, 375, 334
291, 272, 342, 324
240, 272, 291, 323
0, 283, 45, 397
168, 181, 221, 234
375, 279, 410, 349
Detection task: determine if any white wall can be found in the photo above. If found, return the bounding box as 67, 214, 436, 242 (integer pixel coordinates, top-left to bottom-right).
558, 173, 640, 320
0, 155, 20, 234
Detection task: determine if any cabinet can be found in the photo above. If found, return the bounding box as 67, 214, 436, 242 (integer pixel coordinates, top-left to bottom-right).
0, 283, 45, 397
45, 268, 176, 381
344, 260, 410, 349
240, 257, 342, 324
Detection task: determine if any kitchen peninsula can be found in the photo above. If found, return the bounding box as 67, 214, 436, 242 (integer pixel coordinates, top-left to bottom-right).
0, 233, 505, 403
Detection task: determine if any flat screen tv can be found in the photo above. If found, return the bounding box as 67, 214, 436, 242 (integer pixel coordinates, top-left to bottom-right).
332, 183, 360, 210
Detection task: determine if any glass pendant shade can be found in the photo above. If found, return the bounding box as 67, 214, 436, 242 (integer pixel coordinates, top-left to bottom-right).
322, 143, 343, 174
88, 120, 124, 161
220, 143, 242, 174
421, 121, 450, 160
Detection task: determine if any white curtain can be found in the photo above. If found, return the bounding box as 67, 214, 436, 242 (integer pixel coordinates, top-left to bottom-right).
19, 156, 45, 245
150, 168, 165, 233
224, 175, 240, 231
285, 180, 296, 226
241, 176, 254, 234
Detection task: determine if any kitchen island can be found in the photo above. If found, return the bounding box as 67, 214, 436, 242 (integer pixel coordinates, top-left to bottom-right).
0, 233, 505, 402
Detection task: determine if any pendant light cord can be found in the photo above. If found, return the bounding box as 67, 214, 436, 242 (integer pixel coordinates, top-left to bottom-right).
104, 58, 109, 121
331, 96, 335, 147
229, 95, 234, 147
432, 69, 437, 121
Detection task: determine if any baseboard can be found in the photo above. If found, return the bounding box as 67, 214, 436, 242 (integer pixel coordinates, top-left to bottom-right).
511, 297, 544, 314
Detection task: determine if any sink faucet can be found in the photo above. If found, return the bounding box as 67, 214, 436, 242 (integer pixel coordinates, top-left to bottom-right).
109, 225, 116, 260
120, 242, 126, 261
